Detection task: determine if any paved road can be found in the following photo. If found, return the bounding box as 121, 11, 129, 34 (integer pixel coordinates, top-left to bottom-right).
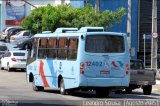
0, 69, 160, 106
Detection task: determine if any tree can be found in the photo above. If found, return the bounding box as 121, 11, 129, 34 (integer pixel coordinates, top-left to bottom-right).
21, 4, 125, 34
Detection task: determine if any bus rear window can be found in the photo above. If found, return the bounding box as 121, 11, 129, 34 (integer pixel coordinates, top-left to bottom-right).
85, 35, 125, 53
13, 53, 25, 56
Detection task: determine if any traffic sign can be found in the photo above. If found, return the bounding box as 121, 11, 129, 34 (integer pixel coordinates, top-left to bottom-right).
152, 32, 158, 38
143, 34, 151, 40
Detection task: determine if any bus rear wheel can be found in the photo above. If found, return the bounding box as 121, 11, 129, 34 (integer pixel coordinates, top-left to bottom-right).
32, 79, 44, 91
125, 88, 132, 94
60, 79, 67, 95
96, 89, 110, 97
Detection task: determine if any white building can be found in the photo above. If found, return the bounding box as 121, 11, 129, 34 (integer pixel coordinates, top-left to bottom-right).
0, 0, 84, 31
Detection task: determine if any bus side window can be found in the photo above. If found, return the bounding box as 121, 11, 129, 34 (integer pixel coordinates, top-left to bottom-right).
57, 38, 67, 59
33, 38, 38, 58
27, 38, 37, 65
47, 38, 57, 59
38, 38, 47, 59
68, 38, 78, 60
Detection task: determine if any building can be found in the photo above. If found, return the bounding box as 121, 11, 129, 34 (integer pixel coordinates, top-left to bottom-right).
0, 0, 83, 31
81, 0, 160, 66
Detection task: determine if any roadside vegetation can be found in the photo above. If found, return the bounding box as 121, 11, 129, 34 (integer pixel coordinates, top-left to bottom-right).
21, 4, 125, 34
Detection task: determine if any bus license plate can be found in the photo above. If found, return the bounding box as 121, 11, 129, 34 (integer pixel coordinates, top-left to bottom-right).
100, 70, 109, 74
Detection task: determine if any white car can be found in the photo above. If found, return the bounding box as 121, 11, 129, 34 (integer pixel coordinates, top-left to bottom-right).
1, 50, 28, 71
10, 30, 31, 44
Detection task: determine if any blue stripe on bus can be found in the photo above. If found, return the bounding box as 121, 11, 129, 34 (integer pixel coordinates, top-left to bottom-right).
117, 61, 123, 67
46, 60, 57, 87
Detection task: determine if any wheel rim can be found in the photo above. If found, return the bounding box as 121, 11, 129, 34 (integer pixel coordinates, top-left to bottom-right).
60, 81, 64, 93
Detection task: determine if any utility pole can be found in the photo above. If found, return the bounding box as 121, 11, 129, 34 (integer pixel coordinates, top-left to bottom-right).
95, 0, 100, 12
151, 0, 158, 70
127, 0, 131, 51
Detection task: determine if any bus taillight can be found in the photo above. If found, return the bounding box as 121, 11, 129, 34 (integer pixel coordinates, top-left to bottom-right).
80, 63, 85, 74
125, 64, 129, 75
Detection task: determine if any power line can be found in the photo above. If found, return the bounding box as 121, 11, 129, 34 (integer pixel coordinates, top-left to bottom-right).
21, 0, 37, 8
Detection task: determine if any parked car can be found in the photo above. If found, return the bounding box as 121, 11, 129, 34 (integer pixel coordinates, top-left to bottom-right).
0, 27, 17, 41
125, 59, 156, 95
0, 44, 8, 58
10, 30, 31, 44
1, 27, 15, 35
5, 28, 24, 42
14, 37, 33, 50
1, 50, 28, 71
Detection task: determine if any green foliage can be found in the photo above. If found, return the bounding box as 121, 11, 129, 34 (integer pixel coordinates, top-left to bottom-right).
21, 4, 125, 34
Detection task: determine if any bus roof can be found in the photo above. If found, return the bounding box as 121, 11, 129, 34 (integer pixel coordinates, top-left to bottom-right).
78, 27, 104, 32
33, 27, 126, 38
55, 28, 78, 33
33, 31, 126, 38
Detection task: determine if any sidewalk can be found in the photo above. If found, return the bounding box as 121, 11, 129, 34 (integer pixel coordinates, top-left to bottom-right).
156, 80, 160, 85
152, 80, 160, 92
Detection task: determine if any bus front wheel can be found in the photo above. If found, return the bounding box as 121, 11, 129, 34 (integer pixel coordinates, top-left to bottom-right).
60, 79, 66, 95
32, 79, 44, 91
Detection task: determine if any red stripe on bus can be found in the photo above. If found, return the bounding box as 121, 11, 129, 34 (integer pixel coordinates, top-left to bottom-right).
112, 61, 118, 67
39, 60, 49, 87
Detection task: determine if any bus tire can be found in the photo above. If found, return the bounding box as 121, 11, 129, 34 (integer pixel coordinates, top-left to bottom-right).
115, 90, 123, 94
96, 89, 109, 97
125, 88, 132, 94
143, 85, 152, 95
60, 79, 66, 95
32, 79, 44, 91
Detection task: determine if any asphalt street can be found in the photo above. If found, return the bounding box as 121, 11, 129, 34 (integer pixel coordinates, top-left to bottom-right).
0, 69, 159, 106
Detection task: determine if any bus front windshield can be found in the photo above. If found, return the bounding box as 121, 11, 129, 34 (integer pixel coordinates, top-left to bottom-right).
85, 35, 125, 53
